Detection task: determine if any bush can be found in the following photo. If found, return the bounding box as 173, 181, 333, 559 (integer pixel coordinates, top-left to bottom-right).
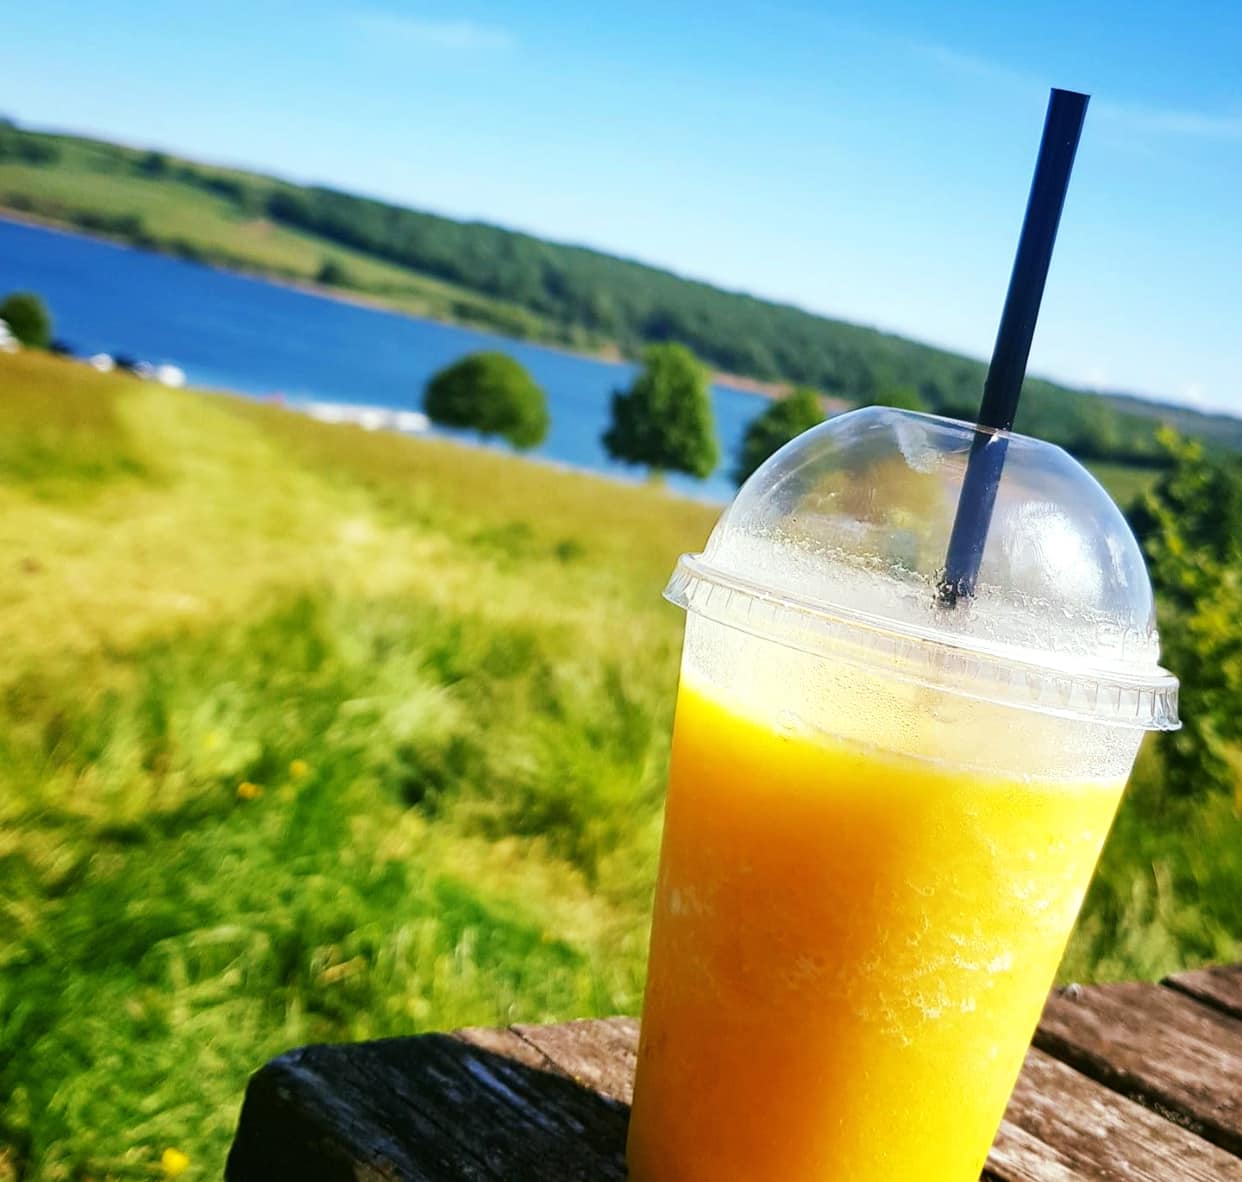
424, 351, 549, 451
315, 259, 350, 287
0, 292, 52, 349
168, 238, 206, 263
602, 343, 718, 478
200, 174, 249, 204
72, 210, 148, 242
866, 384, 927, 413
0, 124, 59, 164
732, 386, 823, 486
137, 150, 169, 176
1130, 429, 1242, 797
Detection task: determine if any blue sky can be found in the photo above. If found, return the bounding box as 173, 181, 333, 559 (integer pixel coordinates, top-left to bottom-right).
4, 1, 1240, 413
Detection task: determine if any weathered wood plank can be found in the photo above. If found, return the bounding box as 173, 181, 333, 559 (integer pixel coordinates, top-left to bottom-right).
984, 1047, 1242, 1181
225, 1038, 493, 1182
510, 1016, 639, 1105
986, 1120, 1096, 1182
229, 971, 1242, 1180
225, 1030, 627, 1182
1166, 963, 1242, 1021
1035, 982, 1242, 1155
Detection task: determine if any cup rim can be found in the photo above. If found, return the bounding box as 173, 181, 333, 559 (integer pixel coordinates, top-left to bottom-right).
666, 552, 1181, 732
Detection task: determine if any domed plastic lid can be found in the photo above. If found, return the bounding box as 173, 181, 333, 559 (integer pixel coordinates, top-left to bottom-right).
667, 407, 1179, 730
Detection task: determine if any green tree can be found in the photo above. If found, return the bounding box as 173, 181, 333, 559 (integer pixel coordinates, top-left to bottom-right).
315, 258, 350, 287
0, 123, 58, 164
424, 351, 549, 451
1130, 429, 1242, 797
602, 343, 718, 478
138, 150, 169, 176
732, 386, 824, 486
0, 291, 52, 349
867, 384, 927, 413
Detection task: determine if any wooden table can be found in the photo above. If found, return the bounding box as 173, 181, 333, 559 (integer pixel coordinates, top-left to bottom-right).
227, 963, 1242, 1181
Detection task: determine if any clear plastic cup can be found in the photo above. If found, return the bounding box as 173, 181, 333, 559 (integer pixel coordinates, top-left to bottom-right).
627, 407, 1179, 1182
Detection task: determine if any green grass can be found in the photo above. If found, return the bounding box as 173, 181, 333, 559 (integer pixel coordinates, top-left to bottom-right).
0, 350, 710, 1180
1085, 460, 1161, 510
1061, 742, 1242, 981
0, 351, 1235, 1180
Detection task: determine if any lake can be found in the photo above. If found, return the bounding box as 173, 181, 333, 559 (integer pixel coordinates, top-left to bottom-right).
0, 217, 766, 501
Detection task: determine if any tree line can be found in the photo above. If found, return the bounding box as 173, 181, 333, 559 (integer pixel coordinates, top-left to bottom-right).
427, 343, 827, 486
259, 183, 1171, 464
3, 121, 1231, 465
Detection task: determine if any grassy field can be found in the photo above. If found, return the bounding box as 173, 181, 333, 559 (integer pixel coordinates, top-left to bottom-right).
1083, 460, 1160, 509
0, 351, 1236, 1181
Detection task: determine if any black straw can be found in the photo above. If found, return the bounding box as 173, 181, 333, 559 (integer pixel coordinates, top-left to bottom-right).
939, 88, 1089, 606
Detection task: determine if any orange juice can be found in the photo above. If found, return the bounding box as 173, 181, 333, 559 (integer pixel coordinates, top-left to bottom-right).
627, 678, 1126, 1182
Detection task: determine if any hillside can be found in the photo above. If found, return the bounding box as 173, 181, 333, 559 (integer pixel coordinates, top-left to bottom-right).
1, 118, 1238, 459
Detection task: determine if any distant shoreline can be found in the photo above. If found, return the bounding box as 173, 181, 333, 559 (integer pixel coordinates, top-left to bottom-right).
0, 208, 788, 400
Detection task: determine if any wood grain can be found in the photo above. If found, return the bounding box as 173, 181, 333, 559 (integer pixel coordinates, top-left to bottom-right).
228, 967, 1242, 1181
225, 1031, 627, 1181
985, 1120, 1084, 1182
985, 1047, 1242, 1181
1036, 981, 1242, 1155
511, 1016, 639, 1105
1166, 963, 1242, 1022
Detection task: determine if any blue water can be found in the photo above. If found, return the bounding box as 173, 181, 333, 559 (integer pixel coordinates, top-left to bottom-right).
0, 217, 763, 501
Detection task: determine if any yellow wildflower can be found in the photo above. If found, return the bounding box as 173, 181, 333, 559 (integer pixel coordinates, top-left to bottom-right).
289, 758, 310, 780
236, 781, 262, 801
161, 1147, 190, 1178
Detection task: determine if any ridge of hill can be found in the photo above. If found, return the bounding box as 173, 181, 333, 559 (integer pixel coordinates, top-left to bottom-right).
1, 118, 1238, 457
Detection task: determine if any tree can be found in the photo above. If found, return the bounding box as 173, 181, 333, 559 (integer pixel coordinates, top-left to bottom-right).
1061, 397, 1123, 459
602, 343, 718, 478
867, 384, 927, 413
0, 123, 58, 164
0, 292, 52, 349
138, 150, 169, 176
1129, 429, 1242, 797
732, 386, 823, 486
424, 351, 548, 451
315, 258, 350, 287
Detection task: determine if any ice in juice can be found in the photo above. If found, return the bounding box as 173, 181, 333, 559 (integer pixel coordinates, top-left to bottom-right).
627, 677, 1126, 1182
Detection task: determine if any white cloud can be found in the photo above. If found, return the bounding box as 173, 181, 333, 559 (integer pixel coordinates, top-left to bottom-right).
355, 11, 513, 51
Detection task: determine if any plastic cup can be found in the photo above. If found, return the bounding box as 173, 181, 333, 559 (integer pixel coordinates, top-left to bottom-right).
627, 407, 1179, 1182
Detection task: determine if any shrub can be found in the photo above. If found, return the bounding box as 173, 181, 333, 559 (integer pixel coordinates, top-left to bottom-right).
1130, 429, 1242, 797
867, 384, 927, 413
732, 386, 823, 486
602, 343, 718, 478
137, 150, 169, 176
424, 351, 549, 451
0, 291, 52, 349
315, 259, 350, 287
